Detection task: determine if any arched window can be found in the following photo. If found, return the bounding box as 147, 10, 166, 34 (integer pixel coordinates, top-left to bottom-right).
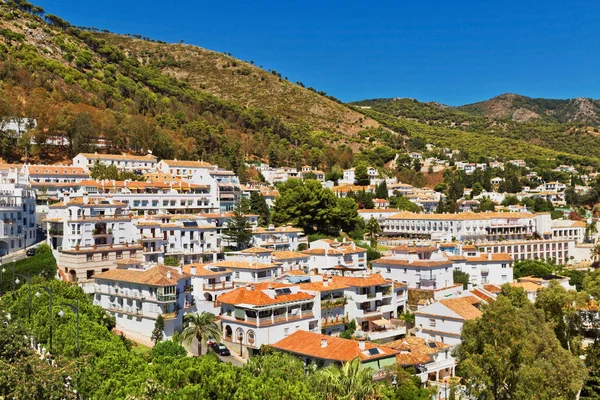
224, 325, 233, 338
236, 328, 244, 343
247, 330, 255, 345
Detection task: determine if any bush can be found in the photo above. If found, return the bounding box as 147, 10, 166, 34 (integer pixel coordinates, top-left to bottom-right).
151, 340, 187, 360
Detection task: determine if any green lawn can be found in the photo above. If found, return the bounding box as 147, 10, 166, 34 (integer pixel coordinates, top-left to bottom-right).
131, 342, 152, 356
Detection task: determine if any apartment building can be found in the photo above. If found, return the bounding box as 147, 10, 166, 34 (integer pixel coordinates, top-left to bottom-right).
550, 219, 586, 243
73, 152, 158, 173
371, 245, 456, 292
251, 225, 308, 251
415, 296, 482, 346
382, 211, 550, 242
446, 245, 513, 287
45, 193, 139, 285
0, 165, 37, 255
215, 247, 283, 286
472, 239, 576, 265
93, 262, 194, 339
330, 274, 407, 342
24, 165, 89, 205
135, 214, 220, 264
298, 279, 350, 335
77, 179, 217, 214
219, 282, 317, 357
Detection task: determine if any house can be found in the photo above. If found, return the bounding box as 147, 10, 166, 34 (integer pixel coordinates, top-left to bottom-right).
330, 274, 407, 341
383, 336, 455, 384
373, 198, 390, 209
510, 275, 576, 301
93, 263, 195, 340
371, 245, 457, 294
446, 246, 513, 287
251, 225, 308, 251
73, 153, 158, 173
24, 165, 89, 205
508, 160, 527, 168
271, 330, 398, 378
271, 251, 310, 273
219, 282, 317, 357
217, 247, 283, 286
544, 181, 567, 192
182, 263, 234, 315
458, 199, 479, 212
303, 239, 368, 273
415, 296, 482, 346
298, 279, 350, 335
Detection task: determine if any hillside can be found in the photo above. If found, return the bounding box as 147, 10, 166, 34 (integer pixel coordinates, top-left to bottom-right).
351, 97, 600, 166
0, 2, 376, 172
457, 93, 600, 125
97, 33, 378, 135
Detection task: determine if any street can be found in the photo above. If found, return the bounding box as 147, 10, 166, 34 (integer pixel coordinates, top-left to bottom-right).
185, 336, 245, 367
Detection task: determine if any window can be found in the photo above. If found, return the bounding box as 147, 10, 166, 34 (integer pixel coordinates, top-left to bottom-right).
86, 254, 93, 262
386, 268, 391, 273
130, 250, 136, 257
502, 275, 507, 281
429, 319, 436, 327
102, 253, 109, 261
284, 327, 289, 336
235, 272, 240, 279
116, 251, 123, 259
502, 264, 507, 268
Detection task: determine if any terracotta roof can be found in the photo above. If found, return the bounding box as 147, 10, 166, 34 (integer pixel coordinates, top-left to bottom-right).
392, 244, 438, 252
446, 255, 467, 261
271, 251, 310, 260
78, 153, 157, 161
159, 159, 215, 168
271, 331, 398, 362
471, 289, 494, 302
218, 285, 313, 306
371, 257, 452, 268
465, 253, 513, 262
302, 245, 366, 256
439, 297, 482, 320
240, 246, 273, 254
95, 265, 188, 286
387, 210, 536, 221
252, 226, 303, 234
510, 281, 541, 292
27, 165, 88, 175
483, 284, 502, 293
298, 281, 349, 292
78, 179, 208, 190
383, 336, 451, 365
115, 258, 143, 265
181, 264, 232, 277
331, 274, 389, 288
211, 260, 281, 271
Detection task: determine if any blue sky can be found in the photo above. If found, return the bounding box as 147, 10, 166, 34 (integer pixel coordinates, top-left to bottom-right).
36, 0, 600, 105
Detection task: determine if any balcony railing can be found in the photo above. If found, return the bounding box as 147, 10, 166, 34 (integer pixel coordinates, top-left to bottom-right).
203, 282, 235, 291
156, 294, 177, 302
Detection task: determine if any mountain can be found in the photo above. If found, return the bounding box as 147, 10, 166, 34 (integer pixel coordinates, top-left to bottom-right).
457, 93, 600, 125
0, 2, 377, 172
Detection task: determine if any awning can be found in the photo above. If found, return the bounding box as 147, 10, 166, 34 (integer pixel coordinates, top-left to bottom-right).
372, 318, 391, 327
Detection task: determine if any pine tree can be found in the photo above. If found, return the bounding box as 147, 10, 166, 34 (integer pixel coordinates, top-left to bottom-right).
151, 315, 165, 345
223, 207, 253, 250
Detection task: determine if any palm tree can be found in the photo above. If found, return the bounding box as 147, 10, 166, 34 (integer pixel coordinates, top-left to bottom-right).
317, 357, 378, 400
181, 312, 221, 356
592, 244, 600, 263
586, 221, 598, 244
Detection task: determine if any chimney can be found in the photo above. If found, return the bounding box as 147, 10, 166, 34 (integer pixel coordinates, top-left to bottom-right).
323, 280, 329, 287
177, 266, 183, 274
321, 339, 328, 348
487, 251, 492, 261
246, 285, 254, 291
358, 340, 365, 350
166, 271, 172, 279
191, 266, 197, 275
212, 252, 217, 262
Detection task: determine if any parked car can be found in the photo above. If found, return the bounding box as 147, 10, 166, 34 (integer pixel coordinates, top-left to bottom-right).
25, 248, 36, 257
210, 343, 231, 356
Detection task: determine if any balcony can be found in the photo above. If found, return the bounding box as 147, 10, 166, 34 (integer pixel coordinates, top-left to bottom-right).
162, 312, 178, 320
149, 294, 176, 302
418, 279, 437, 289
203, 282, 235, 291
108, 305, 143, 318
321, 298, 347, 309
321, 315, 346, 327
96, 286, 145, 300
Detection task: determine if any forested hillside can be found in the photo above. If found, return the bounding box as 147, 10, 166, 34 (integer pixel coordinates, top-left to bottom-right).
0, 1, 379, 176
352, 97, 600, 166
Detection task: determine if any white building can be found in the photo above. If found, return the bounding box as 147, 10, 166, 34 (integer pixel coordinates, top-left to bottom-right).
0, 165, 37, 255
73, 153, 158, 173
303, 239, 368, 273
216, 247, 283, 286
219, 282, 317, 357
93, 262, 195, 340
415, 296, 482, 346
445, 245, 513, 287
271, 251, 310, 273
251, 225, 308, 251
45, 193, 139, 285
24, 165, 89, 205
183, 263, 234, 315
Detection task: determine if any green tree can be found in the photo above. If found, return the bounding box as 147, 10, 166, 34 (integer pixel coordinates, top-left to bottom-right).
513, 259, 555, 279
316, 357, 379, 400
366, 217, 380, 248
453, 269, 470, 289
477, 197, 495, 212
389, 195, 422, 212
334, 197, 362, 234
534, 281, 588, 353
150, 340, 187, 360
375, 180, 388, 199
456, 295, 586, 400
501, 195, 519, 206
151, 315, 165, 345
181, 312, 221, 356
223, 207, 253, 250
354, 163, 370, 186
471, 182, 484, 197
325, 164, 343, 185
249, 192, 270, 226
163, 256, 179, 267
